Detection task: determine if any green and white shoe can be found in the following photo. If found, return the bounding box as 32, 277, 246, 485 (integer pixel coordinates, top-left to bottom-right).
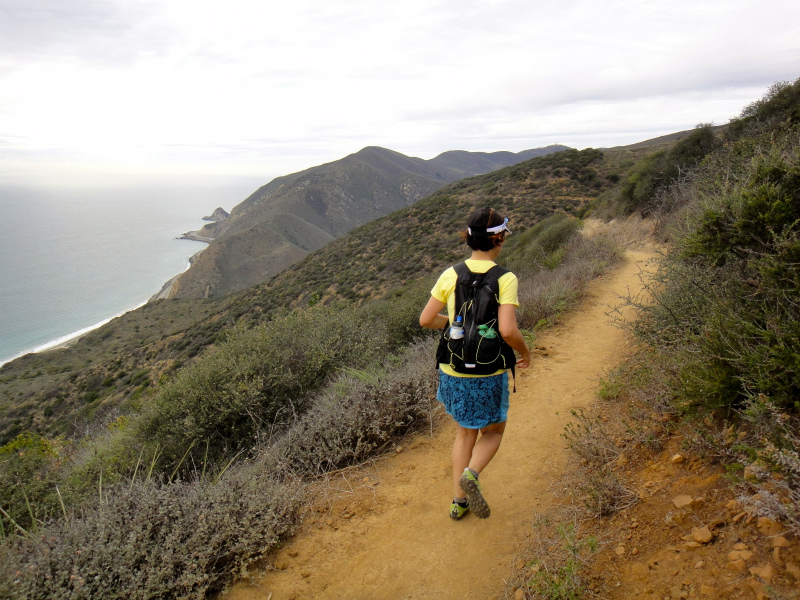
459, 468, 490, 518
450, 499, 469, 520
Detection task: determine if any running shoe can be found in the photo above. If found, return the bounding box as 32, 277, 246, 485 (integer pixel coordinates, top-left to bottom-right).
459, 468, 490, 518
450, 500, 469, 520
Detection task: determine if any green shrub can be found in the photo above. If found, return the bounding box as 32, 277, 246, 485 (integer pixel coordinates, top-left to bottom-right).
634, 136, 800, 412
727, 77, 800, 137
127, 305, 393, 474
0, 433, 68, 531
361, 276, 438, 346
592, 124, 720, 217
501, 212, 582, 274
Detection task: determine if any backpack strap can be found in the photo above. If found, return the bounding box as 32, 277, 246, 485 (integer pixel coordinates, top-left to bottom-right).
481, 264, 517, 391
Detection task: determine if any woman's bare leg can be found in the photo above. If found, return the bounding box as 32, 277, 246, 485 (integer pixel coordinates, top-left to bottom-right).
469, 421, 506, 474
452, 425, 479, 497
452, 421, 506, 497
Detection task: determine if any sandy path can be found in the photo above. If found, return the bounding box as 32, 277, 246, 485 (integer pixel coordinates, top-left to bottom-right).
226, 248, 656, 600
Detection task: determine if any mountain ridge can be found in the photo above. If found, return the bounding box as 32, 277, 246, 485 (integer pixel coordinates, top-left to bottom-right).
170, 144, 570, 299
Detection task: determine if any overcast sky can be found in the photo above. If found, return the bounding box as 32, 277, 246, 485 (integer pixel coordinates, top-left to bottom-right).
1, 0, 798, 187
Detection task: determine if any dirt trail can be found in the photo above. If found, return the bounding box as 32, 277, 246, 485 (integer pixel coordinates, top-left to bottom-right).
226, 248, 657, 600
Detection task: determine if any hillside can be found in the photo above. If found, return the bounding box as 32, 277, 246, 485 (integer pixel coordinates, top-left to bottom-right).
169, 144, 569, 299
0, 141, 665, 445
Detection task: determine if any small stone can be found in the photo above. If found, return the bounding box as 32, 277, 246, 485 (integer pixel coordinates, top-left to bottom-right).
725, 499, 741, 510
616, 454, 629, 467
300, 569, 311, 578
728, 549, 753, 561
326, 518, 334, 527
362, 477, 370, 482
726, 559, 746, 572
665, 512, 685, 527
699, 584, 715, 596
732, 511, 747, 523
671, 453, 686, 464
773, 547, 783, 566
746, 577, 768, 600
771, 535, 791, 548
631, 548, 639, 555
274, 560, 288, 570
684, 541, 702, 549
757, 517, 783, 536
395, 446, 404, 453
673, 495, 694, 509
785, 561, 800, 580
749, 563, 774, 582
515, 558, 525, 570
515, 589, 525, 600
615, 545, 626, 555
694, 560, 705, 569
692, 526, 713, 544
733, 542, 748, 550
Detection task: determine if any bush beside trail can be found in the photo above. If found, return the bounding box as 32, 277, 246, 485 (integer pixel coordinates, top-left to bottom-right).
271, 341, 439, 477
603, 78, 800, 539
0, 470, 302, 600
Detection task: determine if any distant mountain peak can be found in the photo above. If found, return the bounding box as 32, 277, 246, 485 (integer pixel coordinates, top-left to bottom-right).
171, 144, 570, 299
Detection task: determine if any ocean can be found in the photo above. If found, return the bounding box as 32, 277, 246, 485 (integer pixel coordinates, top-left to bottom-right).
0, 180, 260, 366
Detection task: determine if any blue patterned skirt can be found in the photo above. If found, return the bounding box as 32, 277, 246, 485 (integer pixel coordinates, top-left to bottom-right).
436, 370, 510, 429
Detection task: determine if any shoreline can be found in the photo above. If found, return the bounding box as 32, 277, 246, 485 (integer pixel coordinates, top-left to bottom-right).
0, 300, 148, 366
0, 247, 207, 368
148, 248, 204, 301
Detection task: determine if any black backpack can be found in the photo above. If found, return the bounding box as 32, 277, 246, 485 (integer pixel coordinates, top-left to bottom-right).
435, 262, 517, 377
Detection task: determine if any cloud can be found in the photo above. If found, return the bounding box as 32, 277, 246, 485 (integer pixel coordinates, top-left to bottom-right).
0, 0, 799, 185
0, 0, 173, 67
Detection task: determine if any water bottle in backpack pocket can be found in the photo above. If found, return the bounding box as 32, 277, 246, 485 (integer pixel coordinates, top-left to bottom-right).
449, 315, 465, 340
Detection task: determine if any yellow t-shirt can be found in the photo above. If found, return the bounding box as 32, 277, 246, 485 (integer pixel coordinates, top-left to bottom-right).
431, 259, 519, 377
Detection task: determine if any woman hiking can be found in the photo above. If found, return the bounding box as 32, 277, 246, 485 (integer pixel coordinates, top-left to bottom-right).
419, 207, 531, 520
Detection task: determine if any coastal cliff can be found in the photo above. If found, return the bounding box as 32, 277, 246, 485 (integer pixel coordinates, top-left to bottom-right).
203, 207, 229, 222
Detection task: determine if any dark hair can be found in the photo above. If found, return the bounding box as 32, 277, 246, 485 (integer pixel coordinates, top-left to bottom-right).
461, 207, 507, 251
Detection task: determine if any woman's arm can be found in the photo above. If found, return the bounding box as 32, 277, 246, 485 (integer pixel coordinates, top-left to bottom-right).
497, 304, 531, 368
419, 297, 448, 330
